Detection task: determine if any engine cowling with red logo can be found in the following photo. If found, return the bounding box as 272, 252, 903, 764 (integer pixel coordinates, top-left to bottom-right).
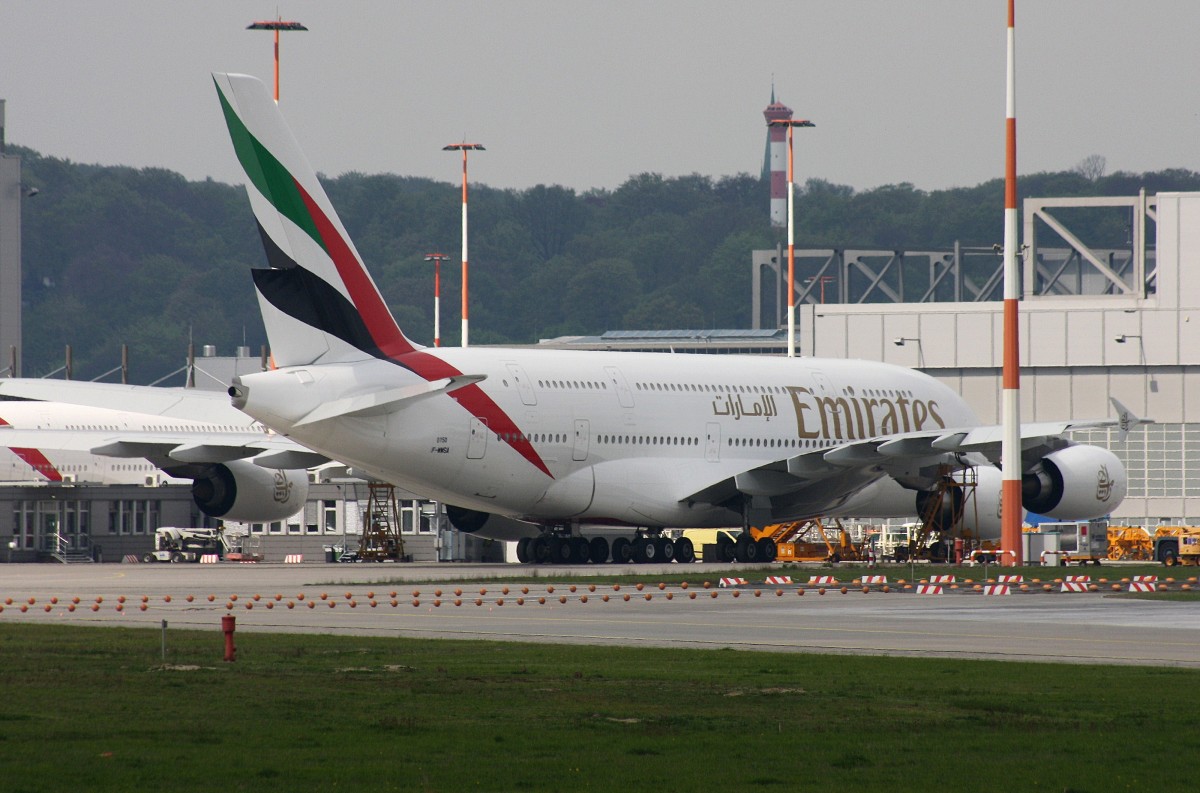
190, 461, 309, 522
1021, 445, 1126, 520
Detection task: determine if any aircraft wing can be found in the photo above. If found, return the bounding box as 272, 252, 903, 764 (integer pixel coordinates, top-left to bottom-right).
0, 379, 237, 422
682, 398, 1147, 507
0, 425, 327, 469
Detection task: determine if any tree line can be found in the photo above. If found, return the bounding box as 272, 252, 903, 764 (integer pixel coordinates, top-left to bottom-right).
14, 144, 1200, 384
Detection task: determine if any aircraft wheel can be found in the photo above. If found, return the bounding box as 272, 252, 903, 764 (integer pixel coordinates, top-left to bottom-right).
531, 536, 552, 564
611, 537, 633, 564
633, 538, 658, 564
756, 537, 777, 562
516, 537, 532, 563
569, 537, 590, 565
550, 537, 574, 565
718, 538, 736, 564
674, 537, 695, 564
589, 536, 609, 564
656, 537, 676, 563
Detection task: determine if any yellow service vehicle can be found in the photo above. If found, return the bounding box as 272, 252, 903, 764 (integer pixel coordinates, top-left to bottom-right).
1153, 526, 1200, 566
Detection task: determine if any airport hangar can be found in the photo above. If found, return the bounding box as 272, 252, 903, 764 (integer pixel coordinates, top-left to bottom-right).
539, 191, 1200, 531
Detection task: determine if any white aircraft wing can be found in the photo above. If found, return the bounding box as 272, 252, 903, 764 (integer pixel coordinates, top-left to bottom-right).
0, 379, 235, 422
682, 399, 1147, 506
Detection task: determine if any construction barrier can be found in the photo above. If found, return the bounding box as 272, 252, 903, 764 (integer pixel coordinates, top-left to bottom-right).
1064, 575, 1091, 583
199, 555, 219, 564
982, 584, 1011, 596
1132, 575, 1158, 583
916, 584, 944, 595
763, 576, 792, 585
997, 574, 1024, 583
928, 575, 956, 584
718, 577, 748, 588
283, 554, 304, 564
1060, 582, 1089, 592
121, 555, 140, 564
1128, 581, 1155, 592
808, 575, 837, 585
862, 575, 887, 584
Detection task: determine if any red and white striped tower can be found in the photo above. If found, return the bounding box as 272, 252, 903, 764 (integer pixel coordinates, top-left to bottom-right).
1000, 0, 1023, 565
763, 89, 793, 229
442, 143, 485, 347
424, 253, 449, 347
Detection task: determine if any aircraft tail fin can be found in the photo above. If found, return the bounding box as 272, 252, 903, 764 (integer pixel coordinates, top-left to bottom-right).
212, 73, 420, 367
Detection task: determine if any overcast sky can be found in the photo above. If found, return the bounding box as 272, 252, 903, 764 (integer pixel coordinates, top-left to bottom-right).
3, 2, 1198, 194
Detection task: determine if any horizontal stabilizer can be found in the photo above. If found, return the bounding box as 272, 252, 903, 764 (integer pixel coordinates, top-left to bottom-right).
292, 374, 487, 427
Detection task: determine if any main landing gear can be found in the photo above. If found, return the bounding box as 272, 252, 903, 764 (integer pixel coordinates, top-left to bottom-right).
713, 531, 778, 564
515, 532, 695, 565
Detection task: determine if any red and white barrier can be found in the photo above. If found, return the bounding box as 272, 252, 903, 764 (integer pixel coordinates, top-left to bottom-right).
1128, 581, 1155, 593
1132, 575, 1158, 583
862, 575, 888, 584
1060, 582, 1089, 592
997, 574, 1023, 583
718, 577, 748, 588
928, 575, 956, 584
808, 575, 837, 585
916, 584, 944, 595
284, 554, 304, 564
121, 554, 140, 564
1064, 575, 1091, 583
199, 554, 219, 564
763, 575, 792, 585
982, 584, 1011, 596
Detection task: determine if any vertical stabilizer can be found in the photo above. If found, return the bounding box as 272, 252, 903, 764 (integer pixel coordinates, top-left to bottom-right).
212, 73, 419, 366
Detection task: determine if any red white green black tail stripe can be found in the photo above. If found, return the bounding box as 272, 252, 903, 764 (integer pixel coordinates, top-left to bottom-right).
213, 73, 551, 478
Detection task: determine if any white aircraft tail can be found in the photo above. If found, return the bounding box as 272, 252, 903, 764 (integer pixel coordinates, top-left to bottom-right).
212, 73, 421, 367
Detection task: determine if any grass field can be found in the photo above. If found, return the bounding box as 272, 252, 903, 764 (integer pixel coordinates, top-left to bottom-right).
1, 623, 1197, 792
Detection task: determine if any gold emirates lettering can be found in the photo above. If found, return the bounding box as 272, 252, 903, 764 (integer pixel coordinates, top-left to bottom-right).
785, 386, 944, 441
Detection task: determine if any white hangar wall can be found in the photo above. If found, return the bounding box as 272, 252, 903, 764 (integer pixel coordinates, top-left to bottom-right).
800, 192, 1200, 526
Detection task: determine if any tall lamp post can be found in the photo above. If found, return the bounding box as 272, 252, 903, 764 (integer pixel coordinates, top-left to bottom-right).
424, 253, 449, 347
442, 143, 485, 347
768, 118, 815, 358
246, 18, 308, 103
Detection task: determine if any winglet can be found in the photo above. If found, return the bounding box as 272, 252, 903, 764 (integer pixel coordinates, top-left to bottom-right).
1110, 398, 1149, 443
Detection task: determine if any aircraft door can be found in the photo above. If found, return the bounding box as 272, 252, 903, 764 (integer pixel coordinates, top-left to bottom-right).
467, 418, 488, 459
705, 422, 721, 462
505, 363, 537, 406
811, 370, 837, 398
572, 419, 590, 462
604, 365, 635, 408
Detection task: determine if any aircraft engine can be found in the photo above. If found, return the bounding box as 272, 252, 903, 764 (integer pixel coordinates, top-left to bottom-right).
445, 506, 541, 542
1022, 445, 1126, 520
912, 465, 1003, 542
191, 461, 309, 522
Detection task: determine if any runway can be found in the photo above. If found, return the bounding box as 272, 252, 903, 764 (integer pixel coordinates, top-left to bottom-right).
2, 563, 1198, 668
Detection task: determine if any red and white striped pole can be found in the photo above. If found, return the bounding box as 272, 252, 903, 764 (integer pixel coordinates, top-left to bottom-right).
424, 253, 448, 347
1000, 0, 1023, 566
767, 118, 814, 358
443, 143, 485, 347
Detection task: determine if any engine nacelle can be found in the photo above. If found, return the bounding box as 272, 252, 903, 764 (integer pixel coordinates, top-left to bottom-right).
1022, 445, 1126, 520
912, 466, 1004, 542
445, 506, 541, 542
191, 461, 308, 522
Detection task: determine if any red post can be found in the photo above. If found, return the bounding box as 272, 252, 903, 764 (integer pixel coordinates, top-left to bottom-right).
221, 614, 237, 662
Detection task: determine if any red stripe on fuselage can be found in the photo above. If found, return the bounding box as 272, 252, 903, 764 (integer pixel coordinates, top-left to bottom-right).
294, 181, 552, 479
0, 417, 64, 482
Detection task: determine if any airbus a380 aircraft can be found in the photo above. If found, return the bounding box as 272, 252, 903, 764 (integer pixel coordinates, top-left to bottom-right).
0, 379, 321, 523
210, 72, 1144, 565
